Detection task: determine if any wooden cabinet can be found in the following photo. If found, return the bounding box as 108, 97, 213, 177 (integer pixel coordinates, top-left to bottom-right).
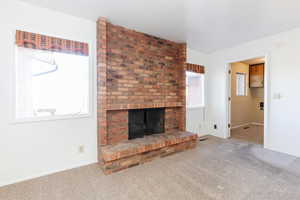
249, 63, 264, 88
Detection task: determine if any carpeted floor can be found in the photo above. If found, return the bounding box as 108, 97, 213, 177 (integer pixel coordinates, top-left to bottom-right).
231, 125, 264, 145
1, 135, 300, 200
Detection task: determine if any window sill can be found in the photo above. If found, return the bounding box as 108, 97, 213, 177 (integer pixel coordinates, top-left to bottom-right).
187, 106, 205, 109
11, 113, 92, 124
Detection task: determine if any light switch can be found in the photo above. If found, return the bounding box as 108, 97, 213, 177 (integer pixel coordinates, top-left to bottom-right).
78, 145, 85, 154
273, 93, 283, 99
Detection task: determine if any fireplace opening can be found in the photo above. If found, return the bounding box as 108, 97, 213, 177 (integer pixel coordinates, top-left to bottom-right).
128, 108, 165, 140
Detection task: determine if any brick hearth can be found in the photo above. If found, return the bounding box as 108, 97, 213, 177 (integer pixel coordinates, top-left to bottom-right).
97, 17, 198, 174
101, 131, 198, 174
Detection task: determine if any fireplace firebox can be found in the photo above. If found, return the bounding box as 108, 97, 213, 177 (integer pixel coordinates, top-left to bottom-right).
128, 108, 165, 140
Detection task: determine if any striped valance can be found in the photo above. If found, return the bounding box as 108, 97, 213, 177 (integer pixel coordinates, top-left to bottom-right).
16, 30, 89, 56
186, 63, 205, 73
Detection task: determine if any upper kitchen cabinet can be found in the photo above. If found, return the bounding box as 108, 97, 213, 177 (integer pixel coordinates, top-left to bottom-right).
249, 63, 264, 88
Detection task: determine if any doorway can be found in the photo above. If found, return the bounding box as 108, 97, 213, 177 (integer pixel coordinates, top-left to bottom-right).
227, 57, 266, 145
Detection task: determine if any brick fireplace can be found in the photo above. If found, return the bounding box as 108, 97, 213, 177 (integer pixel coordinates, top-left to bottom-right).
97, 18, 198, 174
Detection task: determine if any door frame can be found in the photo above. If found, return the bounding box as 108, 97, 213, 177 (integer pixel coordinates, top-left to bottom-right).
225, 54, 270, 148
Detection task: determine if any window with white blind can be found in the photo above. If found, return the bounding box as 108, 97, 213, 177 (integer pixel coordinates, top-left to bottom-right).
15, 47, 90, 121
236, 72, 247, 96
186, 71, 205, 108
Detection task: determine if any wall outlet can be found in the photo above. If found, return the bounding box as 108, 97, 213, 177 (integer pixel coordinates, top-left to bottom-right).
78, 145, 85, 154
214, 124, 218, 129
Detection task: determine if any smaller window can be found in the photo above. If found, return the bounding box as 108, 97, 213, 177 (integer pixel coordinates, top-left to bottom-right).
186, 71, 205, 108
236, 72, 246, 96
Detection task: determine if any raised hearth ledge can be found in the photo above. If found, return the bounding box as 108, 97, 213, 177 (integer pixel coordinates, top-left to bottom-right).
101, 131, 198, 162
101, 131, 198, 174
106, 102, 183, 110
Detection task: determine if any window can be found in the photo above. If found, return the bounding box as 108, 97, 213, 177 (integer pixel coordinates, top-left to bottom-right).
15, 47, 89, 120
186, 71, 205, 108
236, 72, 246, 96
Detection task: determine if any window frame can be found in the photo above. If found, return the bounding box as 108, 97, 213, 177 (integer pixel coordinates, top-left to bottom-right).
236, 72, 247, 96
186, 71, 205, 109
11, 43, 94, 124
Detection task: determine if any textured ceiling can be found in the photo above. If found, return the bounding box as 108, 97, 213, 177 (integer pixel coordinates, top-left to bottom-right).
19, 0, 300, 53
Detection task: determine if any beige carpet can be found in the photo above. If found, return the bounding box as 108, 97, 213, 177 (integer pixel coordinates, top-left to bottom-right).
231, 125, 264, 144
1, 136, 300, 200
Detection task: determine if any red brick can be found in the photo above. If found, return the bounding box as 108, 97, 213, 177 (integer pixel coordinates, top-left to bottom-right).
97, 18, 187, 146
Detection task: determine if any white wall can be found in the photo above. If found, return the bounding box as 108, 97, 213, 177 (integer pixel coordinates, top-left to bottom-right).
0, 2, 210, 186
5, 0, 300, 186
0, 1, 97, 187
186, 48, 210, 136
206, 27, 300, 157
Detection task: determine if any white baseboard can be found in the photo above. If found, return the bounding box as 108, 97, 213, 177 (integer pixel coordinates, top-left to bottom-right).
251, 122, 264, 126
231, 122, 264, 129
231, 123, 251, 130
0, 160, 97, 188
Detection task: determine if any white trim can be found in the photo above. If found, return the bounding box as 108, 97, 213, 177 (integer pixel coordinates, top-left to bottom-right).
10, 32, 95, 124
186, 105, 205, 109
0, 160, 97, 188
263, 54, 270, 149
251, 122, 264, 126
12, 113, 92, 124
231, 123, 252, 130
225, 63, 231, 138
226, 54, 270, 148
231, 122, 264, 130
